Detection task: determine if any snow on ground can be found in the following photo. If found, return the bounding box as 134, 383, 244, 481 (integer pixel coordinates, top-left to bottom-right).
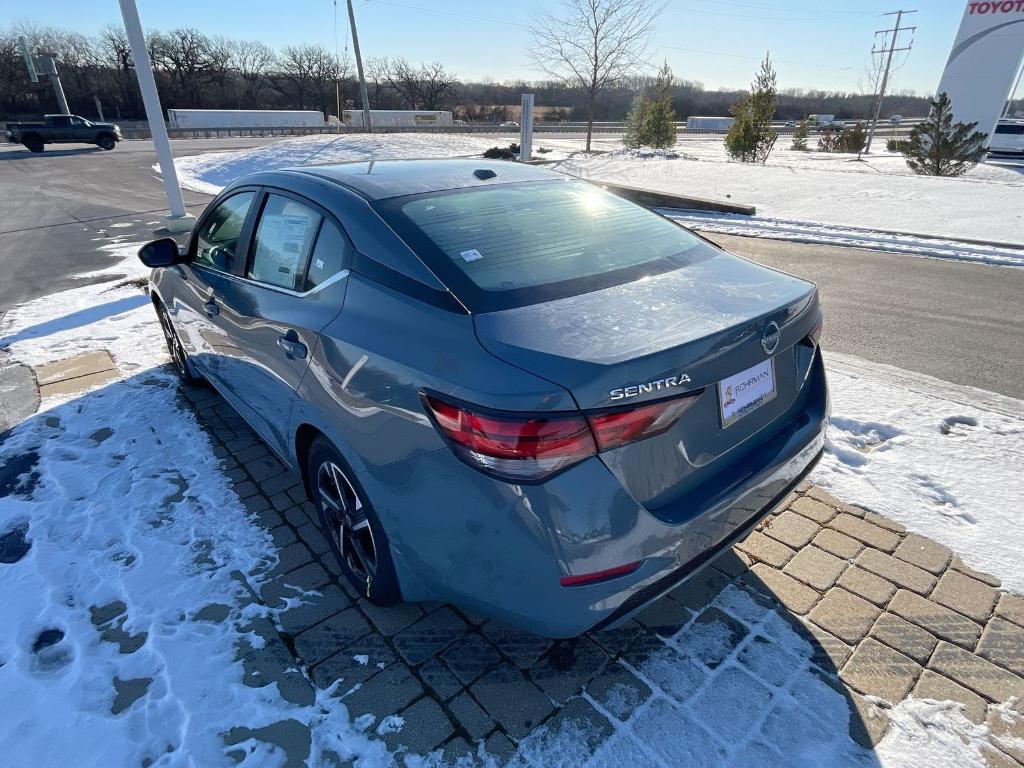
661, 210, 1024, 268
1, 242, 1022, 766
0, 244, 396, 767
813, 352, 1024, 593
169, 132, 1024, 265
170, 133, 614, 195
556, 139, 1024, 247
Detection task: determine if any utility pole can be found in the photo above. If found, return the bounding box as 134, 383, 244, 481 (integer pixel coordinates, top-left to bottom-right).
118, 0, 194, 233
346, 0, 373, 133
864, 9, 917, 154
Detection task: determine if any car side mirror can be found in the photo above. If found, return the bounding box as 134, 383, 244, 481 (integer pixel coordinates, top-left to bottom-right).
138, 237, 184, 268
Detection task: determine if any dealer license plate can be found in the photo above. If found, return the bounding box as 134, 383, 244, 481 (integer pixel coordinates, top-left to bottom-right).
718, 358, 777, 428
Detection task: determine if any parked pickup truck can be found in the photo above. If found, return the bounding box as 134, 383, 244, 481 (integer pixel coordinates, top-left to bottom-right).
5, 114, 122, 152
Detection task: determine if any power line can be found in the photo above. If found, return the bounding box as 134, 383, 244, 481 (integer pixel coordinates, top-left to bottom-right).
656, 44, 854, 72
363, 0, 529, 28
863, 9, 917, 154
711, 0, 886, 15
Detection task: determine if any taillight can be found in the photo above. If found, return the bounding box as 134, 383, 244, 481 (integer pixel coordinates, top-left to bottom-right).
423, 392, 699, 482
809, 314, 824, 346
587, 396, 698, 451
423, 395, 597, 481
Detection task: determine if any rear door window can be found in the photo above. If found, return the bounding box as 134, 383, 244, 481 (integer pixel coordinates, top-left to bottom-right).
305, 220, 352, 291
194, 191, 256, 272
248, 194, 321, 291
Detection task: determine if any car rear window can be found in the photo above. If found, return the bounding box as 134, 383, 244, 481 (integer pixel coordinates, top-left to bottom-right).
376, 180, 715, 311
995, 124, 1024, 135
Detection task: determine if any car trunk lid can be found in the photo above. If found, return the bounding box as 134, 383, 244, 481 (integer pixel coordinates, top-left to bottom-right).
473, 252, 821, 510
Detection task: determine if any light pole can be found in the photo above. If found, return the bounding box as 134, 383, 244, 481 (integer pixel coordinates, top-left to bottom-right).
117, 0, 195, 233
346, 0, 373, 132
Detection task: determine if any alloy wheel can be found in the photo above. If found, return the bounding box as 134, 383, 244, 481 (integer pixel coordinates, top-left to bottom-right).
158, 309, 189, 378
316, 460, 377, 587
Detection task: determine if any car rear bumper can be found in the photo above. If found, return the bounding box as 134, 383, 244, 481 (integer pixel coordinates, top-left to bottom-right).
363, 348, 829, 638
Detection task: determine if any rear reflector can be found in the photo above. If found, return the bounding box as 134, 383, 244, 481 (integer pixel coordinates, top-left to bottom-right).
587, 395, 698, 452
423, 395, 597, 481
560, 561, 642, 587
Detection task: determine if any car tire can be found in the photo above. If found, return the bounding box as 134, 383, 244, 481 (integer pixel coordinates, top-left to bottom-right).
97, 135, 116, 151
307, 437, 401, 606
24, 137, 43, 153
156, 303, 203, 385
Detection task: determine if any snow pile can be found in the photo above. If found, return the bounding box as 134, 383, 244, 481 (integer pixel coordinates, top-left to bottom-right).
662, 210, 1024, 268
0, 244, 395, 767
557, 138, 1024, 246
814, 352, 1024, 592
169, 133, 598, 195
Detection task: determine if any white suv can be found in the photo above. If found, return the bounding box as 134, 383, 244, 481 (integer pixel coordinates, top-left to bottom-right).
991, 121, 1024, 155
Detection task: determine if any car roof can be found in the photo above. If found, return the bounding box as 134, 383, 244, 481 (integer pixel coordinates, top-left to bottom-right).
293, 158, 564, 201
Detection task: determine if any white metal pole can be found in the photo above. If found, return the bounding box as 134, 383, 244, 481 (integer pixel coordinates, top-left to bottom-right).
118, 0, 194, 232
50, 73, 70, 115
520, 94, 535, 162
346, 0, 373, 133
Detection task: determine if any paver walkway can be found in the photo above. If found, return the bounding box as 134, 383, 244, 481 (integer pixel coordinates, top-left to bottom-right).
175, 382, 1024, 766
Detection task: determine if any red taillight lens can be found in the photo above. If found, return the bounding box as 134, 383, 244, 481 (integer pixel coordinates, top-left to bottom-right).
424, 395, 597, 481
587, 395, 698, 451
809, 315, 824, 346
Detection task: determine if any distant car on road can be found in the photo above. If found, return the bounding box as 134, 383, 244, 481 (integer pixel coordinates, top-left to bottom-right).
991, 121, 1024, 155
889, 115, 903, 124
499, 121, 520, 128
5, 114, 122, 153
138, 159, 828, 638
785, 120, 797, 128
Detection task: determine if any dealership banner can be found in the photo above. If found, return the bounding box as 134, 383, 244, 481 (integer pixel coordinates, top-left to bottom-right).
937, 1, 1024, 140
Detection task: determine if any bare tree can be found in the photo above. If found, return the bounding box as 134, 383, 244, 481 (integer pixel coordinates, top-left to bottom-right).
150, 28, 216, 106
530, 0, 663, 151
274, 44, 337, 115
231, 40, 274, 106
378, 57, 458, 110
416, 61, 458, 109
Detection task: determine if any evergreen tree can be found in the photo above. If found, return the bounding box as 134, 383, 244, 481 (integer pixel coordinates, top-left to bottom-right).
645, 61, 678, 149
622, 61, 677, 150
903, 92, 988, 177
725, 53, 778, 163
623, 90, 651, 149
791, 118, 810, 151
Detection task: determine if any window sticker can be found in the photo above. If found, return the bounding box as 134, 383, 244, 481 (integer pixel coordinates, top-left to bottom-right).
460, 249, 483, 262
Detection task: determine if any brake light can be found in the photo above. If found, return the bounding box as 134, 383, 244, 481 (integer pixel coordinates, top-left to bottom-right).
587, 396, 698, 451
423, 391, 699, 482
423, 395, 597, 481
809, 315, 824, 346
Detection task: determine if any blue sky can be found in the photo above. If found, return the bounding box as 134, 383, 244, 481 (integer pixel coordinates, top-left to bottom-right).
32, 0, 972, 93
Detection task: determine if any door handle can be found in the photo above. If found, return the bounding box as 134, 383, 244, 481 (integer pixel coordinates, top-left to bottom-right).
203, 301, 219, 317
277, 334, 307, 359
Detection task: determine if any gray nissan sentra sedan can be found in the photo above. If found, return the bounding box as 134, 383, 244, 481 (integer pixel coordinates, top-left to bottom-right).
139, 159, 828, 638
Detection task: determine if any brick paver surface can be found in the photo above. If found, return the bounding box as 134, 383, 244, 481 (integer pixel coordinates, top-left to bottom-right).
175, 382, 1024, 766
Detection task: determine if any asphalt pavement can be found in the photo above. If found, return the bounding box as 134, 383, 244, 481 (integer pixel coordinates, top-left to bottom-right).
1, 136, 1022, 400
0, 137, 277, 310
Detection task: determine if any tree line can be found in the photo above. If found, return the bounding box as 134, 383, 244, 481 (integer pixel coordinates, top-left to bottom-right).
2, 22, 935, 123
